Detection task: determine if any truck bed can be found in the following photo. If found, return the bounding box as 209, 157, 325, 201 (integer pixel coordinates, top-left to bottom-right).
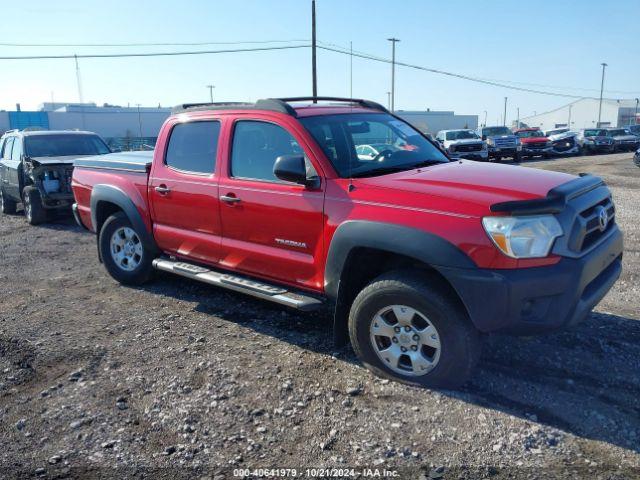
73, 150, 153, 173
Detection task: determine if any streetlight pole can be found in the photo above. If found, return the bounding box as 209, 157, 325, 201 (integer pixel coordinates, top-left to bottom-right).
206, 85, 215, 103
311, 0, 317, 100
633, 98, 639, 126
597, 62, 607, 127
135, 104, 143, 148
387, 38, 400, 112
516, 107, 520, 129
386, 92, 391, 110
483, 110, 487, 127
568, 104, 572, 128
503, 97, 507, 126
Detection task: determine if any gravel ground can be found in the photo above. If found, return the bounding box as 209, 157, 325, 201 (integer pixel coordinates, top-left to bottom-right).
0, 152, 638, 479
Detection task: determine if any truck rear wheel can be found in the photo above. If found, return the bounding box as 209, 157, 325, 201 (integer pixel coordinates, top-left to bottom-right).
348, 270, 481, 389
23, 186, 47, 225
0, 189, 17, 215
99, 212, 154, 285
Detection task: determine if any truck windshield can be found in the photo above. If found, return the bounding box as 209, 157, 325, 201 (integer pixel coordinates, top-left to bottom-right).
583, 129, 608, 137
300, 113, 448, 178
25, 134, 110, 157
516, 130, 545, 138
445, 130, 479, 140
607, 129, 627, 136
482, 127, 512, 136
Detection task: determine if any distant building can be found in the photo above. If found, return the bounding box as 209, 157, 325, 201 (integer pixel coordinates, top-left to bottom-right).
396, 110, 478, 135
0, 102, 171, 150
519, 98, 640, 131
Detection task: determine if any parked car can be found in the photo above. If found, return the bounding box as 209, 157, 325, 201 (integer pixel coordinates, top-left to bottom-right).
547, 130, 580, 157
476, 125, 521, 161
434, 129, 488, 161
71, 97, 623, 389
0, 129, 111, 224
355, 143, 401, 161
576, 128, 615, 155
626, 124, 640, 136
543, 127, 570, 137
634, 147, 640, 167
513, 128, 554, 159
605, 128, 640, 152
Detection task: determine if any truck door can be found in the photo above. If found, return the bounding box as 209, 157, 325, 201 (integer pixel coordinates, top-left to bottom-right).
148, 119, 223, 264
218, 117, 325, 291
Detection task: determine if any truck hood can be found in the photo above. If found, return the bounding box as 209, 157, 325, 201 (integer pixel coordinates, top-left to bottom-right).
519, 137, 549, 144
445, 139, 483, 147
612, 135, 638, 141
548, 132, 577, 141
355, 160, 574, 215
29, 154, 95, 166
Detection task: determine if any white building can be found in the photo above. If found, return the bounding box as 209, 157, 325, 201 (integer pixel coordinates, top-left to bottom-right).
519, 98, 640, 131
396, 110, 478, 135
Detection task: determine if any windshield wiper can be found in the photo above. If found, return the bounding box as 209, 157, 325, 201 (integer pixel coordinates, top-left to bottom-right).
350, 160, 443, 178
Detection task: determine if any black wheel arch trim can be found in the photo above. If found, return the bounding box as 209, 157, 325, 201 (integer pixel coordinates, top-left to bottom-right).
90, 184, 159, 254
325, 220, 477, 300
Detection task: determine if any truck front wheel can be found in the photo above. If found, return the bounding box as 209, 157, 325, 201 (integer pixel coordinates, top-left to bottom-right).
348, 270, 481, 389
99, 212, 154, 285
23, 186, 47, 225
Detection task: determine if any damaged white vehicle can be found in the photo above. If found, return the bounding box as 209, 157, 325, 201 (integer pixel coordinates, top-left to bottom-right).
0, 130, 111, 225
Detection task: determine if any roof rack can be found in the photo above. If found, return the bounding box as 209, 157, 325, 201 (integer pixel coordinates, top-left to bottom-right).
172, 97, 388, 116
277, 96, 389, 113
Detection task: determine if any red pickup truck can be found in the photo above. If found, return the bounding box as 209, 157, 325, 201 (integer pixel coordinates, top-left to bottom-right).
71, 97, 623, 388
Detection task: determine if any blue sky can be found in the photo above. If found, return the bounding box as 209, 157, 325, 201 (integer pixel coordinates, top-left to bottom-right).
1, 0, 639, 125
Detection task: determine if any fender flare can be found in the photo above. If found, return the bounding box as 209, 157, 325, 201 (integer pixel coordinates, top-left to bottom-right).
325, 220, 476, 299
90, 184, 158, 254
325, 221, 476, 345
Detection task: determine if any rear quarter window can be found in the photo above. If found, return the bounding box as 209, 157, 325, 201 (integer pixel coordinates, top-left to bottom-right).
165, 121, 221, 174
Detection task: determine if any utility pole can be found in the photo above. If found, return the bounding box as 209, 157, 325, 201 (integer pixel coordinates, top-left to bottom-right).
503, 97, 508, 126
568, 104, 572, 127
597, 62, 607, 127
633, 98, 639, 126
386, 92, 391, 109
135, 104, 143, 140
516, 107, 520, 129
74, 55, 86, 130
206, 85, 215, 103
311, 0, 317, 100
483, 110, 487, 127
349, 41, 353, 99
387, 38, 400, 112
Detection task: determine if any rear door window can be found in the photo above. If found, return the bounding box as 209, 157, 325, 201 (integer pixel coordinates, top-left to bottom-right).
11, 138, 22, 160
165, 121, 221, 174
2, 137, 14, 160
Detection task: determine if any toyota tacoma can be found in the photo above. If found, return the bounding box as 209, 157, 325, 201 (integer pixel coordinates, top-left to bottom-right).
71, 97, 623, 389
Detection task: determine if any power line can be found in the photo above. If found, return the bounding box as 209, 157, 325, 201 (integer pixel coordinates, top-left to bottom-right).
0, 39, 310, 48
317, 45, 621, 100
0, 44, 310, 60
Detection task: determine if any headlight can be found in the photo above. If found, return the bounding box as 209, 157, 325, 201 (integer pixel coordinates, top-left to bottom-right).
482, 215, 563, 258
486, 138, 495, 146
515, 138, 521, 146
481, 142, 488, 150
448, 145, 456, 152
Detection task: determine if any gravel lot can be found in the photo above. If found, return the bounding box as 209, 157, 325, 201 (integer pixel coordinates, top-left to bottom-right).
1, 152, 638, 479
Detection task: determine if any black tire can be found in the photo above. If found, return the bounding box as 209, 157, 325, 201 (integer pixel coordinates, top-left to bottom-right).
23, 186, 47, 225
513, 152, 522, 162
0, 189, 17, 215
98, 212, 154, 285
348, 270, 481, 389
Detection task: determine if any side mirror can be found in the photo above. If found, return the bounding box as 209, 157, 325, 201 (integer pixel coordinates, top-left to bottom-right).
481, 135, 487, 140
274, 154, 316, 187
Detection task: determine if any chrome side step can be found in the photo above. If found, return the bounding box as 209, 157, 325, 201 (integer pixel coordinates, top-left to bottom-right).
152, 258, 324, 311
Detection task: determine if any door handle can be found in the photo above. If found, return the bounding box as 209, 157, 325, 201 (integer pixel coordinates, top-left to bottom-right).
220, 194, 241, 204
155, 185, 171, 195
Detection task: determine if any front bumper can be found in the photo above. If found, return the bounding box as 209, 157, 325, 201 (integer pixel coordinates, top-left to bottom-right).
487, 146, 520, 158
521, 145, 554, 156
440, 226, 623, 335
583, 143, 615, 153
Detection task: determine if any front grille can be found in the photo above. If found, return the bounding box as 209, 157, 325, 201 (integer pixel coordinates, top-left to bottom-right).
571, 197, 616, 253
526, 142, 548, 149
494, 137, 516, 147
552, 137, 575, 152
456, 143, 483, 152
